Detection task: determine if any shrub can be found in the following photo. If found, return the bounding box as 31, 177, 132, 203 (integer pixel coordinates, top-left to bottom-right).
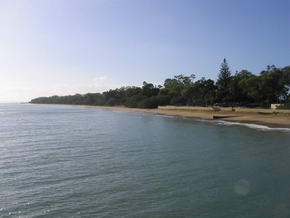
170, 96, 187, 106
124, 95, 147, 108
105, 98, 119, 106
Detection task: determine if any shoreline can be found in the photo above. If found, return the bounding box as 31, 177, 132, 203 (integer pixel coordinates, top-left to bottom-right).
34, 104, 290, 129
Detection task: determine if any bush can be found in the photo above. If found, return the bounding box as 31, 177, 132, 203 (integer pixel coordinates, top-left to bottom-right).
124, 95, 147, 108
154, 95, 171, 106
138, 98, 158, 108
136, 95, 171, 109
105, 98, 119, 106
170, 96, 187, 106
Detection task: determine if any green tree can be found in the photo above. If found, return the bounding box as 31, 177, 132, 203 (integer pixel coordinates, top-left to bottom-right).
163, 74, 195, 105
230, 70, 254, 104
142, 82, 159, 97
216, 58, 232, 104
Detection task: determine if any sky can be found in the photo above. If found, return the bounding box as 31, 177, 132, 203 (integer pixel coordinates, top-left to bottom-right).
0, 0, 290, 102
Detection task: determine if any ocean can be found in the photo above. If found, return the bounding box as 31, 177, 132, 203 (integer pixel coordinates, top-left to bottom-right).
1, 104, 290, 218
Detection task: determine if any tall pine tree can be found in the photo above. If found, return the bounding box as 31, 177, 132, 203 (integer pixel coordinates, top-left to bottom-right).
216, 58, 232, 104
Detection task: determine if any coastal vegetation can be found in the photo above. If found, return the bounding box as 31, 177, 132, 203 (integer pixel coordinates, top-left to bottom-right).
30, 59, 290, 109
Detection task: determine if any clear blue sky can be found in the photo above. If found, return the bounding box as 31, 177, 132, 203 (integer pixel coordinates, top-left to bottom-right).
0, 0, 290, 102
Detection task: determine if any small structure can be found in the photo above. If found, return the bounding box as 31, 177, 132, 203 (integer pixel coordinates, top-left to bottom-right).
212, 106, 221, 112
271, 104, 283, 110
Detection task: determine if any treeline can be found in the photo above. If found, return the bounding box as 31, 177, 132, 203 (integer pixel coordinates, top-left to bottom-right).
30, 59, 290, 109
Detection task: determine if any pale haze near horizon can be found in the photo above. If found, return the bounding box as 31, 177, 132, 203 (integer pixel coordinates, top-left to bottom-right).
0, 0, 289, 102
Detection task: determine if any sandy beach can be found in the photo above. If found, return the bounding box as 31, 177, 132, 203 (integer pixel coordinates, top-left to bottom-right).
76, 105, 290, 128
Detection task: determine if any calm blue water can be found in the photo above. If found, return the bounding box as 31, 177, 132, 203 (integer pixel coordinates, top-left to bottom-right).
1, 104, 290, 218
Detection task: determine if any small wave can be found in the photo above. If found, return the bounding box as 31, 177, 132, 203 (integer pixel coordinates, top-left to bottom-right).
0, 111, 17, 116
155, 114, 175, 118
215, 120, 290, 132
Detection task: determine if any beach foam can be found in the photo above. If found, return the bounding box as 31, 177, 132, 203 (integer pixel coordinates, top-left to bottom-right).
215, 120, 290, 132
